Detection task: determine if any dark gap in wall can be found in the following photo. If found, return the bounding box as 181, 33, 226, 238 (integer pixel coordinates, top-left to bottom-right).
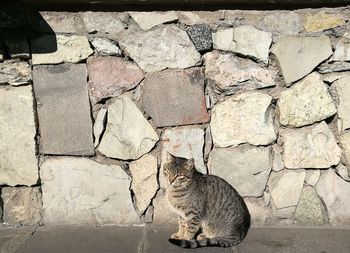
0, 188, 3, 223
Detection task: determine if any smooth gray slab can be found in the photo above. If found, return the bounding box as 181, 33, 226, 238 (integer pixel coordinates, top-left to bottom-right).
14, 226, 350, 253
0, 226, 35, 253
32, 64, 94, 156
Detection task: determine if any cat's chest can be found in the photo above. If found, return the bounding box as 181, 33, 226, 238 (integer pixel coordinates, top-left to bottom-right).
166, 190, 191, 216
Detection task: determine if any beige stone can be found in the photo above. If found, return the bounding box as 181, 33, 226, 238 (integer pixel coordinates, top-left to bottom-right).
304, 11, 344, 33
129, 154, 159, 215
129, 11, 178, 30
93, 108, 107, 148
98, 95, 159, 160
335, 163, 350, 182
211, 92, 276, 147
281, 122, 341, 169
31, 34, 93, 65
0, 60, 31, 86
0, 86, 38, 186
339, 131, 350, 167
334, 76, 350, 132
152, 189, 178, 225
244, 197, 274, 225
278, 73, 336, 127
305, 170, 321, 186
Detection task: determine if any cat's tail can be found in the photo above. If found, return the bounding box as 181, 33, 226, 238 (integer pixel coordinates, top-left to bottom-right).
169, 236, 243, 248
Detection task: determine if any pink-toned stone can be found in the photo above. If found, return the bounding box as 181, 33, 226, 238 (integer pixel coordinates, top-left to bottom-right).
141, 68, 209, 127
87, 57, 144, 103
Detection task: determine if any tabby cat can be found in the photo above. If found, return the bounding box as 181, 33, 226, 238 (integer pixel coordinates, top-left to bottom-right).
163, 153, 250, 248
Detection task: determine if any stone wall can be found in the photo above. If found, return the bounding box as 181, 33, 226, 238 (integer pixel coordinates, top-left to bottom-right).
1, 7, 350, 227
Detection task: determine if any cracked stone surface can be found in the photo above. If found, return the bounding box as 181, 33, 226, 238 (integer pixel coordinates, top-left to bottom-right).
272, 35, 332, 84
339, 131, 350, 168
333, 32, 350, 62
210, 92, 276, 147
204, 51, 277, 95
280, 121, 342, 169
81, 12, 128, 35
0, 60, 31, 86
93, 108, 107, 148
0, 227, 35, 253
316, 169, 350, 226
129, 154, 158, 215
2, 187, 42, 226
129, 11, 178, 30
304, 11, 344, 33
334, 76, 350, 132
0, 86, 38, 186
278, 73, 336, 127
90, 37, 122, 56
305, 170, 321, 186
97, 95, 159, 160
208, 146, 271, 197
40, 157, 141, 225
119, 25, 201, 72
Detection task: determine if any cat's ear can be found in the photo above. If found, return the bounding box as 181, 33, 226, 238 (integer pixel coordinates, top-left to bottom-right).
167, 152, 176, 162
184, 158, 195, 171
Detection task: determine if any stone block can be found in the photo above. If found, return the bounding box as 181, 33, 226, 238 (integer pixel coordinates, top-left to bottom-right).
141, 68, 209, 127
0, 60, 31, 86
334, 76, 350, 132
40, 157, 141, 225
186, 24, 212, 52
304, 11, 344, 33
2, 187, 42, 226
32, 64, 94, 156
0, 86, 38, 186
129, 11, 178, 30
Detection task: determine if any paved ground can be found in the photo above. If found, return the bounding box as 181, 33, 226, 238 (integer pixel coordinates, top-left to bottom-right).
0, 225, 349, 253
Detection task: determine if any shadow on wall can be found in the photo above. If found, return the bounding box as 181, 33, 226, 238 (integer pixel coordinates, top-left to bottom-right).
0, 0, 57, 58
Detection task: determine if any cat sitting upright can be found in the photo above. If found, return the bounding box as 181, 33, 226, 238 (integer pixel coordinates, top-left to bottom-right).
163, 153, 250, 248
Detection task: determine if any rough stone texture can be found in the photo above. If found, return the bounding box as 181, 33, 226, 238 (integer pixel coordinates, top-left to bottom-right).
141, 68, 209, 127
87, 57, 144, 103
98, 95, 159, 160
333, 32, 350, 62
281, 122, 342, 169
294, 186, 325, 225
318, 62, 350, 74
119, 25, 201, 72
208, 146, 271, 197
269, 169, 306, 212
272, 35, 332, 84
244, 197, 274, 225
305, 170, 321, 186
2, 187, 42, 226
304, 11, 345, 33
129, 11, 178, 30
93, 108, 107, 148
278, 73, 336, 127
0, 227, 36, 253
33, 64, 94, 155
316, 169, 350, 226
334, 76, 350, 132
152, 189, 178, 225
335, 163, 350, 182
261, 11, 301, 35
81, 11, 128, 35
40, 157, 141, 225
31, 34, 93, 65
213, 25, 272, 64
186, 24, 212, 52
91, 38, 122, 56
129, 154, 158, 215
0, 60, 31, 86
339, 131, 350, 167
160, 127, 206, 188
0, 86, 38, 186
0, 31, 30, 59
204, 51, 277, 95
272, 147, 284, 172
211, 92, 276, 147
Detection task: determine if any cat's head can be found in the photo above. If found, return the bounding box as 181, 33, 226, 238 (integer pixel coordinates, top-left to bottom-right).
163, 153, 195, 187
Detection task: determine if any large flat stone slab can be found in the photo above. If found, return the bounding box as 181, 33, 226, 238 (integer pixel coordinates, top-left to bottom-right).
278, 73, 336, 127
97, 95, 159, 160
0, 227, 36, 253
304, 11, 345, 33
316, 169, 350, 226
208, 146, 271, 197
119, 25, 201, 72
272, 35, 332, 84
87, 56, 144, 103
141, 68, 209, 127
210, 92, 276, 147
204, 51, 277, 95
334, 76, 350, 132
81, 12, 128, 35
31, 34, 93, 65
2, 187, 42, 226
281, 121, 341, 169
32, 64, 94, 156
0, 86, 38, 186
129, 11, 178, 30
40, 157, 141, 225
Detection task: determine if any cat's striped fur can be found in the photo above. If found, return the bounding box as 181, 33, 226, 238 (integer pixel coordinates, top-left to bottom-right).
164, 153, 250, 248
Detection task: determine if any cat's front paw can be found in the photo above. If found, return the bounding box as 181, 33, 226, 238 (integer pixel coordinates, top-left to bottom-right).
170, 233, 182, 240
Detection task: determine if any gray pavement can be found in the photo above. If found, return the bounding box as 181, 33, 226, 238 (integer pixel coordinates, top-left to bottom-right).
0, 225, 349, 253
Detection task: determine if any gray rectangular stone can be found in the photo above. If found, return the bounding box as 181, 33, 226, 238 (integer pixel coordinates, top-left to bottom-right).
32, 64, 94, 155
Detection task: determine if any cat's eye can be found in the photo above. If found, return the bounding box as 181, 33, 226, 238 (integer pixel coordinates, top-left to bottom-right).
178, 175, 185, 179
